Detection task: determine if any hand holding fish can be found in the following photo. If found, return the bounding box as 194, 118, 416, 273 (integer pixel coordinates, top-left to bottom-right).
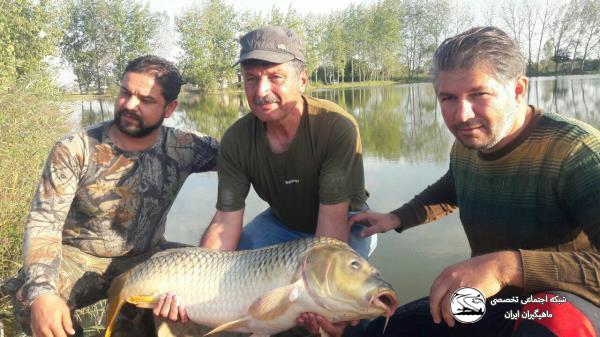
429, 251, 523, 327
150, 292, 189, 323
349, 211, 401, 237
297, 312, 358, 337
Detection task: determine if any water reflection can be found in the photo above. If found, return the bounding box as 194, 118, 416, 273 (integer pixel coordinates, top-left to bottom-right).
313, 84, 450, 163
77, 75, 600, 161
528, 75, 600, 128
178, 93, 246, 139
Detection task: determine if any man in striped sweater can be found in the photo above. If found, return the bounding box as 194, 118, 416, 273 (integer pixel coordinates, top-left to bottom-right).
301, 27, 599, 337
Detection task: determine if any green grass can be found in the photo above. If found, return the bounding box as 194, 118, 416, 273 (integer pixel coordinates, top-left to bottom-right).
0, 82, 72, 322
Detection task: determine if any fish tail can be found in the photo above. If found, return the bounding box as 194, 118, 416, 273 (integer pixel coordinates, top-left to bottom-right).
104, 272, 129, 337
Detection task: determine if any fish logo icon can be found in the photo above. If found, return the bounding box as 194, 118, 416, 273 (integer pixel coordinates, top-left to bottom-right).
450, 287, 486, 323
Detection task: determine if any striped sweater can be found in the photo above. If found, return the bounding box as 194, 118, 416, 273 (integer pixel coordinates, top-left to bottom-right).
393, 108, 600, 305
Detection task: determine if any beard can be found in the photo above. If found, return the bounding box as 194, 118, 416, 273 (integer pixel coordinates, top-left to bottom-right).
454, 111, 516, 152
114, 108, 164, 138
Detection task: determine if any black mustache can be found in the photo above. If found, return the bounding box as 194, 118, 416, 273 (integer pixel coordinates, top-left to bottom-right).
116, 108, 143, 123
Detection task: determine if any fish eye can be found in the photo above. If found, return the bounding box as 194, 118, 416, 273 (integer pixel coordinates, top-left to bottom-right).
350, 260, 361, 270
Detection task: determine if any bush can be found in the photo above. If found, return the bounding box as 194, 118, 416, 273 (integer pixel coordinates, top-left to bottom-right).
0, 77, 72, 318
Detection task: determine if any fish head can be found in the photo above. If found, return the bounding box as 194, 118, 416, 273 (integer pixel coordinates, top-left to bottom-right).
302, 242, 398, 321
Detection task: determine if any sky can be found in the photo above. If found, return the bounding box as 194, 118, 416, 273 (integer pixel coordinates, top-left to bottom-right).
147, 0, 364, 17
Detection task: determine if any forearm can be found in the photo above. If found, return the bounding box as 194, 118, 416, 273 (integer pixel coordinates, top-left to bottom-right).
20, 141, 81, 304
200, 209, 244, 250
315, 201, 351, 242
391, 170, 457, 232
21, 208, 65, 304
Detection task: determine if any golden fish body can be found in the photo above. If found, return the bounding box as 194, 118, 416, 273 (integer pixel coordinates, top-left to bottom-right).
105, 237, 398, 337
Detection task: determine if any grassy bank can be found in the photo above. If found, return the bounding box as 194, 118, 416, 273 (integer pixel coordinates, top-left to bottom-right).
0, 85, 72, 319
309, 80, 397, 90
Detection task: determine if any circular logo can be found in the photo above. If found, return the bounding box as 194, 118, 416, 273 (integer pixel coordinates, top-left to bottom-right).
450, 287, 486, 323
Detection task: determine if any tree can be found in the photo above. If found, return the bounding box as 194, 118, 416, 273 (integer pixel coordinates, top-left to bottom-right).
369, 0, 402, 80
0, 0, 59, 90
446, 0, 474, 36
402, 0, 429, 79
109, 0, 161, 81
303, 15, 327, 83
500, 0, 527, 48
551, 48, 570, 65
176, 0, 239, 90
341, 4, 368, 82
61, 0, 159, 93
323, 12, 347, 83
577, 0, 599, 72
534, 0, 556, 73
548, 1, 576, 73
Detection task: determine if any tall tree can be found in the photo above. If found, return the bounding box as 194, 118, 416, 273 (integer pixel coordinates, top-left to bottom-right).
548, 1, 576, 73
575, 0, 599, 72
534, 0, 555, 72
61, 0, 159, 93
109, 0, 161, 81
176, 0, 239, 90
0, 0, 59, 90
303, 14, 327, 83
446, 0, 474, 36
402, 0, 429, 79
523, 1, 538, 72
324, 11, 347, 83
369, 0, 402, 80
500, 0, 527, 48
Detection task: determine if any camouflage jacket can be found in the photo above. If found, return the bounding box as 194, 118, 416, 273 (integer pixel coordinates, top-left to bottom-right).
20, 121, 218, 304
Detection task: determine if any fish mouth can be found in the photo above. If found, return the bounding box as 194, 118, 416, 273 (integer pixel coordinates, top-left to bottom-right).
368, 289, 399, 317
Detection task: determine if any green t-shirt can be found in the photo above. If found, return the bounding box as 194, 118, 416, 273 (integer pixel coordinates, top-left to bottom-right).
217, 95, 367, 233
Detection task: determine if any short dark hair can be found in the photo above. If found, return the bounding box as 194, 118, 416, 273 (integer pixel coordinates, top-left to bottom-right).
123, 55, 183, 104
432, 27, 526, 85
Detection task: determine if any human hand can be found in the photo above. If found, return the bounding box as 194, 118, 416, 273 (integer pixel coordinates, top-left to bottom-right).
30, 294, 75, 337
349, 211, 401, 237
429, 251, 523, 327
297, 312, 358, 337
151, 293, 189, 323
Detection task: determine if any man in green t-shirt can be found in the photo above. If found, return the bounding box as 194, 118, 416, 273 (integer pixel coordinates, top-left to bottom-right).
199, 26, 376, 259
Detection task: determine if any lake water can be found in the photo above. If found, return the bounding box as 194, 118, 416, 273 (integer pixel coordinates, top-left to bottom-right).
72, 74, 600, 305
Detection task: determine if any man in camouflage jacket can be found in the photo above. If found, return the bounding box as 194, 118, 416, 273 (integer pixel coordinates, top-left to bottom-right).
2, 55, 218, 337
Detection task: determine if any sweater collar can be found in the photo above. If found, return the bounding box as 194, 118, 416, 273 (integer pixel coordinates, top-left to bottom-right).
478, 105, 543, 161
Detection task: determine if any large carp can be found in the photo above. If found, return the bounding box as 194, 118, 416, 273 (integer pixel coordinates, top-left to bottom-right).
105, 237, 398, 337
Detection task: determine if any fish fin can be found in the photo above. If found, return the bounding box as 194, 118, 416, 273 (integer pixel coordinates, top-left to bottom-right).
319, 327, 331, 337
104, 272, 129, 337
126, 295, 160, 309
203, 317, 250, 336
248, 282, 300, 320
